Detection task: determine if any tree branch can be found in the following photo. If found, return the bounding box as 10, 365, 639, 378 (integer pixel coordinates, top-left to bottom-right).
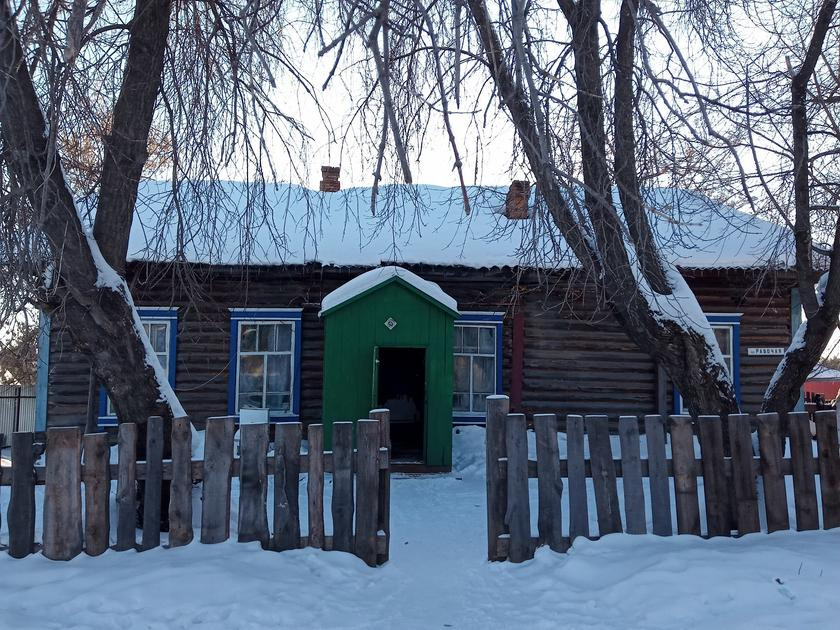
92, 0, 172, 273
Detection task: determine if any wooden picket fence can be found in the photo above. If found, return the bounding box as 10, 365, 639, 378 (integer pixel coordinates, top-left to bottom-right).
485, 396, 840, 562
0, 411, 391, 567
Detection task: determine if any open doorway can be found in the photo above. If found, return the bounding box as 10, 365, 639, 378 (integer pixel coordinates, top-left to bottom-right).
376, 347, 425, 461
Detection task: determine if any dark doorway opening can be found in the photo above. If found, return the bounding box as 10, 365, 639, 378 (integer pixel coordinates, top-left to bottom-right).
377, 347, 425, 461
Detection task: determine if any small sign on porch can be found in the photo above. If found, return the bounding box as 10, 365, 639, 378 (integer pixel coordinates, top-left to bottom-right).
384, 317, 397, 330
747, 347, 785, 356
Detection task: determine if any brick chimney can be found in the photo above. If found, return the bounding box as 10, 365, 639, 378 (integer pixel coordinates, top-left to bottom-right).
505, 180, 530, 219
320, 166, 341, 192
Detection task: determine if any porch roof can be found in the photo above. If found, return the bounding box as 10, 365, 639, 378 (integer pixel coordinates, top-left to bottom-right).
319, 266, 459, 317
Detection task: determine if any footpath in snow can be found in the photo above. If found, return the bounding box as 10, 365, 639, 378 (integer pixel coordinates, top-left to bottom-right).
1, 426, 838, 629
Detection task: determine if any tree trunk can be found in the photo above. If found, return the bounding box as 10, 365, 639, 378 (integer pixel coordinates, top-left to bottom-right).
761, 0, 840, 414
467, 0, 738, 416
93, 0, 172, 274
762, 315, 836, 414
0, 0, 181, 425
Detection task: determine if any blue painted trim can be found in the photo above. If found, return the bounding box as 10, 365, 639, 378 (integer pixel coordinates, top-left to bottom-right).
673, 313, 742, 414
495, 321, 504, 394
227, 317, 238, 416
230, 308, 303, 321
457, 312, 504, 323
34, 312, 51, 432
732, 323, 742, 402
98, 381, 108, 420
454, 313, 504, 423
135, 308, 179, 319
167, 322, 178, 387
99, 309, 179, 425
705, 314, 742, 324
792, 288, 805, 411
227, 312, 303, 418
293, 318, 302, 417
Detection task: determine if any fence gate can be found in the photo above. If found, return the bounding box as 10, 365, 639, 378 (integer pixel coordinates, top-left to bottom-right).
485, 395, 840, 563
1, 410, 391, 567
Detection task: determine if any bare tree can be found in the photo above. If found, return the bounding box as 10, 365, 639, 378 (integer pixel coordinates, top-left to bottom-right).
0, 317, 37, 385
0, 0, 312, 423
699, 0, 840, 412
321, 0, 742, 416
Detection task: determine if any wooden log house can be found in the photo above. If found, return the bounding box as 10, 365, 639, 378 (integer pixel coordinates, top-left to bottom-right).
38, 183, 798, 469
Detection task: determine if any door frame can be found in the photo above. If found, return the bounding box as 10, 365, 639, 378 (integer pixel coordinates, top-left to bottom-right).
371, 344, 428, 461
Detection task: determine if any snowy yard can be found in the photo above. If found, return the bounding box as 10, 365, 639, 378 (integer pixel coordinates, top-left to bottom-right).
1, 427, 838, 629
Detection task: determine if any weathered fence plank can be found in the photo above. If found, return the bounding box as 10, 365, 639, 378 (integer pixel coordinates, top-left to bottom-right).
141, 416, 164, 550
238, 422, 269, 545
788, 411, 819, 531
506, 413, 532, 562
670, 416, 700, 536
756, 413, 790, 533
116, 423, 138, 551
697, 415, 730, 537
200, 416, 235, 544
370, 408, 391, 564
0, 447, 391, 487
486, 396, 509, 559
728, 414, 760, 535
618, 416, 645, 535
43, 427, 83, 560
534, 413, 564, 552
814, 410, 840, 529
643, 415, 672, 536
83, 432, 110, 556
355, 419, 380, 566
168, 416, 193, 547
274, 422, 302, 551
331, 422, 354, 553
8, 432, 36, 558
307, 424, 325, 550
585, 415, 622, 536
566, 414, 589, 541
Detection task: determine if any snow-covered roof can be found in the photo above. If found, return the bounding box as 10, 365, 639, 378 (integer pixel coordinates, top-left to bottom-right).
319, 265, 458, 316
807, 364, 840, 381
124, 181, 793, 270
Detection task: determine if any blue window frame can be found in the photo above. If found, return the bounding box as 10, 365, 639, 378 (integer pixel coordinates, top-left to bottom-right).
228, 308, 303, 421
98, 307, 179, 426
35, 311, 51, 432
453, 312, 504, 424
674, 312, 742, 414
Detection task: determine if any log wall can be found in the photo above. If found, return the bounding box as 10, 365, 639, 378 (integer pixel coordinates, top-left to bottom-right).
46, 263, 794, 428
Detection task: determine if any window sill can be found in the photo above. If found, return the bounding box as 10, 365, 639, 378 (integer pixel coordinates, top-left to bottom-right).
453, 414, 487, 425
236, 414, 300, 423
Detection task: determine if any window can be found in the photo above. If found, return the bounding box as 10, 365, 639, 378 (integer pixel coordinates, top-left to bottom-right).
237, 322, 293, 413
454, 326, 496, 413
99, 308, 178, 425
453, 312, 503, 421
228, 309, 302, 420
674, 313, 741, 414
713, 325, 734, 378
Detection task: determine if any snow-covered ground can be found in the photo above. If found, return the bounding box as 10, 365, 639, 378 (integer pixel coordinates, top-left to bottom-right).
1, 427, 838, 629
